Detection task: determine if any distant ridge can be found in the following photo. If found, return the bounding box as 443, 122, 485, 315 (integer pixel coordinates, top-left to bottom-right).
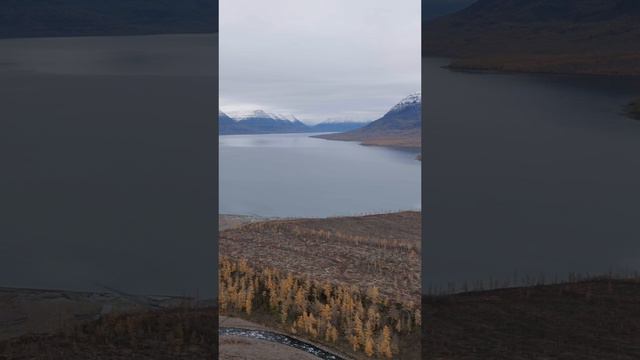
219, 110, 252, 135
0, 0, 218, 39
227, 110, 309, 134
423, 0, 640, 76
310, 121, 369, 133
315, 93, 422, 149
218, 110, 368, 135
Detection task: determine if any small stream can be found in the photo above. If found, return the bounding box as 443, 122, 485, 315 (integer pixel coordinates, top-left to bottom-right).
219, 327, 346, 360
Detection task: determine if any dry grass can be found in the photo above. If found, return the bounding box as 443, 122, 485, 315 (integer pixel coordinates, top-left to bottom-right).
219, 211, 421, 304
219, 212, 421, 359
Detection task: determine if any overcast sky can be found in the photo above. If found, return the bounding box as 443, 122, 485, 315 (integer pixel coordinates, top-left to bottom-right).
219, 0, 421, 124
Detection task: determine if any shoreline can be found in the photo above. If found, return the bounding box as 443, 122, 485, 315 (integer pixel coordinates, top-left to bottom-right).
312, 133, 421, 155
627, 98, 640, 120
219, 210, 422, 224
422, 53, 640, 78
426, 56, 640, 122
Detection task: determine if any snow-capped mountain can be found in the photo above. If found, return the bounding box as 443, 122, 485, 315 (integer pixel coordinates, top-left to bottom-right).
219, 94, 420, 138
366, 92, 421, 131
220, 109, 310, 134
387, 92, 421, 115
314, 93, 422, 148
219, 109, 253, 135
228, 110, 299, 122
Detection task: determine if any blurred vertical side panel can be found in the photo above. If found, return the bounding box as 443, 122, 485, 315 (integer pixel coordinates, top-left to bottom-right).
423, 0, 640, 359
0, 0, 219, 358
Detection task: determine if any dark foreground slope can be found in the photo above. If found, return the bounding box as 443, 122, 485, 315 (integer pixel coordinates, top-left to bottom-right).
423, 279, 640, 360
423, 0, 640, 76
0, 306, 217, 359
0, 0, 218, 39
0, 287, 217, 359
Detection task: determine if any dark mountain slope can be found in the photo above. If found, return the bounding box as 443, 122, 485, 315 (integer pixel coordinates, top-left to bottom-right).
219, 110, 312, 135
449, 0, 640, 24
238, 118, 309, 134
232, 111, 309, 134
423, 0, 640, 75
218, 111, 367, 135
219, 110, 253, 135
423, 0, 476, 22
424, 279, 640, 359
0, 0, 218, 39
316, 93, 422, 149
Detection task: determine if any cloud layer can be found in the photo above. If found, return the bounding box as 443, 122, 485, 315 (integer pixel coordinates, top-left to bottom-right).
220, 0, 421, 123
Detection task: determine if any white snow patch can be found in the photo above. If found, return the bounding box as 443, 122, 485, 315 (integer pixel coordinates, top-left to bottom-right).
387, 92, 421, 114
227, 110, 299, 122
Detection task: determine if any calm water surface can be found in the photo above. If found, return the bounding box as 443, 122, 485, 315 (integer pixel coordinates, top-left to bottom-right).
219, 133, 421, 218
423, 58, 640, 291
0, 35, 217, 297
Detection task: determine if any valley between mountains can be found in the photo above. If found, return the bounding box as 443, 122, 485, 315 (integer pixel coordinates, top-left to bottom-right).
220, 93, 422, 150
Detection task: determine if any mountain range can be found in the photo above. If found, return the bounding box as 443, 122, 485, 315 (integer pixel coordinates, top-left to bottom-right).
218, 110, 368, 135
423, 0, 640, 76
315, 93, 422, 149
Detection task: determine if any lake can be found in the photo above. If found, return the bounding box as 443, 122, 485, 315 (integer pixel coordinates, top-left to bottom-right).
0, 34, 218, 297
423, 58, 640, 291
219, 133, 421, 218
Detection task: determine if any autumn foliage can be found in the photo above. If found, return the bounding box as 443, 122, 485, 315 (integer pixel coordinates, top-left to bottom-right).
219, 256, 420, 358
